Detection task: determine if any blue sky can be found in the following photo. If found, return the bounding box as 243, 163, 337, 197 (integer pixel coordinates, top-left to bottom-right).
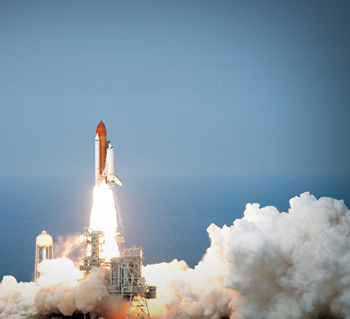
1, 1, 349, 177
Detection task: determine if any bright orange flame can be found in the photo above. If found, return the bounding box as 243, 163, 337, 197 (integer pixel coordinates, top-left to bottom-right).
89, 181, 119, 260
104, 300, 129, 319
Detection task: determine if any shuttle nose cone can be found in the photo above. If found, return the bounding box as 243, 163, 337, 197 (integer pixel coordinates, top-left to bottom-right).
96, 121, 107, 136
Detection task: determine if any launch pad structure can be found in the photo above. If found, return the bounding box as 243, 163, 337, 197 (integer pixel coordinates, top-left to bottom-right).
80, 228, 157, 319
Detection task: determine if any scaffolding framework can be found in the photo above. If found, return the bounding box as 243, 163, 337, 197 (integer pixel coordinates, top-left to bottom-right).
107, 247, 156, 319
126, 294, 151, 319
79, 230, 156, 319
79, 228, 105, 275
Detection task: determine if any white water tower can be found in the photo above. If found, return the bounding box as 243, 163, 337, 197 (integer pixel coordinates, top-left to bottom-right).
34, 230, 54, 281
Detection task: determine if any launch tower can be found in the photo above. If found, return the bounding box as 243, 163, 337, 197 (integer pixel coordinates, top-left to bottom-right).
79, 228, 105, 276
80, 230, 156, 319
108, 247, 157, 319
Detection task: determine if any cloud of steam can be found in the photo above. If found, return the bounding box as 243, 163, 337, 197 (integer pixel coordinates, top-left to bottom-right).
55, 233, 84, 266
144, 192, 350, 319
1, 192, 350, 319
0, 258, 124, 319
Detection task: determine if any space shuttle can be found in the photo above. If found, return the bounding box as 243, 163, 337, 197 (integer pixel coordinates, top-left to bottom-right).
95, 121, 123, 187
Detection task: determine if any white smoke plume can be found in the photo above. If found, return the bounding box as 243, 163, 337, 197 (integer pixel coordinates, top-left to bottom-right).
0, 258, 124, 319
55, 233, 84, 266
143, 192, 350, 319
1, 192, 350, 319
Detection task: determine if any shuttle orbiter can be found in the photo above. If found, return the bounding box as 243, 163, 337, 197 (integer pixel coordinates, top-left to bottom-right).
95, 121, 122, 187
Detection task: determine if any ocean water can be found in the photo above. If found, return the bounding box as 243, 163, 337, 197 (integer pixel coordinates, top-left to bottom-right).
0, 174, 349, 282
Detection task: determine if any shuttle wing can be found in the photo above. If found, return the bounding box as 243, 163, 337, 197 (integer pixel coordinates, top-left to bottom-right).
107, 174, 123, 187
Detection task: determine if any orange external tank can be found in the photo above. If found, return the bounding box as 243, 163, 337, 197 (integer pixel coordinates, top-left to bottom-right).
96, 121, 107, 174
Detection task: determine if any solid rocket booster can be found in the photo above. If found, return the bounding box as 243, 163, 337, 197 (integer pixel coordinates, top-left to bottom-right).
95, 133, 100, 185
95, 121, 122, 187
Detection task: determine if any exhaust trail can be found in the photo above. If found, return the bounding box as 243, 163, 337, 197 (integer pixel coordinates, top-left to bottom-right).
89, 182, 120, 260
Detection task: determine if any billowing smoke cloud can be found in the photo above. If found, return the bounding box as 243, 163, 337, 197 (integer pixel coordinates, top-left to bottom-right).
143, 192, 350, 319
0, 258, 124, 319
55, 233, 84, 266
1, 192, 350, 319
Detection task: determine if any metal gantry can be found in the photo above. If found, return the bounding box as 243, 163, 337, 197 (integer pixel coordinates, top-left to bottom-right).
79, 231, 157, 319
107, 247, 156, 319
79, 228, 105, 275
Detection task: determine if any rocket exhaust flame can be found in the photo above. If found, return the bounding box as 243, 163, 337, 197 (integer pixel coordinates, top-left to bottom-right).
89, 181, 120, 260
